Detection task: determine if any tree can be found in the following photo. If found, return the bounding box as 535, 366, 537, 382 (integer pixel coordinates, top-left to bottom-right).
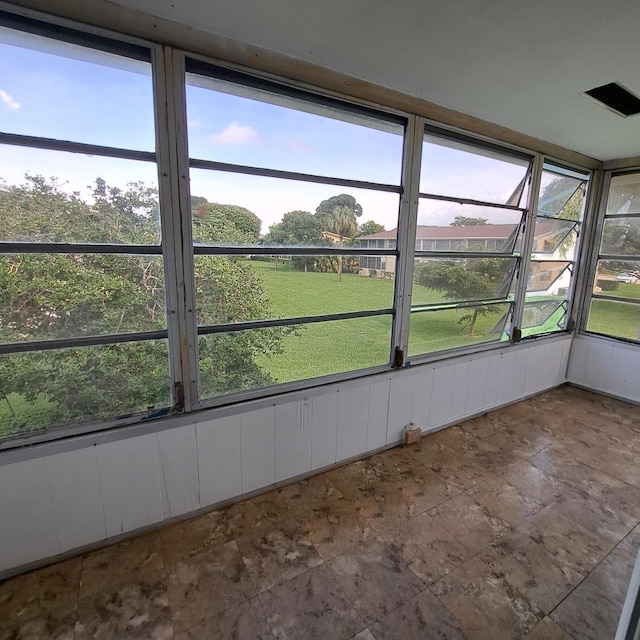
326, 205, 358, 282
356, 221, 385, 237
450, 216, 488, 226
413, 258, 513, 336
315, 194, 362, 230
0, 177, 286, 437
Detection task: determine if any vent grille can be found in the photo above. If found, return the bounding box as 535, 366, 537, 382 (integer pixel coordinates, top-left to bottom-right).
584, 82, 640, 117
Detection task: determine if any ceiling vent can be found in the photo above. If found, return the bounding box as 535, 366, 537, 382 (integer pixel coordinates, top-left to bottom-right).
584, 82, 640, 117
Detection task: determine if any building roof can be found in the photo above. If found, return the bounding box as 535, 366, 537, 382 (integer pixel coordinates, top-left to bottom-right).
359, 224, 517, 240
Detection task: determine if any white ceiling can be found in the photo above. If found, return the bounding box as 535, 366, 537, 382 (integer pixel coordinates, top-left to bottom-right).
112, 0, 640, 161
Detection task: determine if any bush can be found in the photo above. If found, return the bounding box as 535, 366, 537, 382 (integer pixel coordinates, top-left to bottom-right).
597, 279, 620, 291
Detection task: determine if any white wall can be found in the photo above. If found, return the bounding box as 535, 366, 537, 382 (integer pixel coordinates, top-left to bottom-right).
568, 335, 640, 403
0, 337, 571, 576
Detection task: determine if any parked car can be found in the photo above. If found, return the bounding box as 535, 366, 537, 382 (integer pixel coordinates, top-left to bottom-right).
615, 271, 639, 284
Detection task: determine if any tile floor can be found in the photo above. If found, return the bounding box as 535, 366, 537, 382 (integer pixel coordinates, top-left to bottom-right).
1, 384, 640, 640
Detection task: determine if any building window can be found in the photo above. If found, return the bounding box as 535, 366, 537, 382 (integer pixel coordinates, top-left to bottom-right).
586, 171, 640, 342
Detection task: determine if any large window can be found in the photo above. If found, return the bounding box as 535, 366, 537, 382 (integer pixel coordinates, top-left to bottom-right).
0, 9, 595, 446
407, 130, 531, 356
586, 171, 640, 342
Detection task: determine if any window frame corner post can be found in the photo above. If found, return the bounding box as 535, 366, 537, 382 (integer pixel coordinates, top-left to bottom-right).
391, 115, 423, 366
154, 46, 199, 413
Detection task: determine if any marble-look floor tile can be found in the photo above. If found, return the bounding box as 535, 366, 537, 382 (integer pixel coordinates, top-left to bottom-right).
496, 459, 568, 506
459, 414, 502, 439
224, 491, 292, 537
351, 629, 377, 640
324, 460, 384, 496
175, 597, 274, 640
466, 475, 545, 527
79, 532, 163, 599
329, 538, 425, 626
427, 493, 512, 554
0, 557, 81, 630
426, 425, 478, 451
166, 539, 256, 634
0, 606, 75, 640
378, 513, 473, 585
516, 508, 612, 575
260, 564, 365, 640
297, 497, 375, 560
550, 488, 637, 544
550, 578, 622, 640
431, 556, 543, 640
236, 518, 323, 594
478, 531, 584, 614
410, 469, 462, 511
75, 572, 173, 640
523, 616, 574, 640
369, 588, 466, 640
275, 475, 343, 515
349, 482, 422, 533
160, 508, 232, 566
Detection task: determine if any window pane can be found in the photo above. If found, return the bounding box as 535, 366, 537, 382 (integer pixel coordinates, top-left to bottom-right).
607, 173, 640, 215
186, 72, 404, 184
0, 254, 165, 343
0, 26, 154, 150
538, 171, 584, 217
593, 260, 640, 297
526, 261, 571, 293
528, 218, 577, 256
521, 300, 566, 337
601, 218, 640, 256
189, 169, 399, 246
408, 302, 510, 355
198, 315, 392, 399
587, 298, 640, 342
412, 257, 517, 306
420, 135, 529, 205
0, 340, 171, 439
0, 146, 161, 244
194, 255, 393, 325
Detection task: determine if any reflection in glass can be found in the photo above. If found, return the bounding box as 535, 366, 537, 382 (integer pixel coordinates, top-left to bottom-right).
198, 315, 392, 399
412, 257, 517, 306
528, 218, 577, 256
526, 261, 571, 293
420, 135, 530, 205
194, 255, 394, 325
587, 298, 640, 342
0, 25, 154, 150
593, 261, 640, 297
606, 173, 640, 215
0, 146, 161, 244
408, 302, 510, 356
521, 300, 566, 329
186, 71, 404, 184
601, 218, 640, 256
0, 340, 171, 438
538, 172, 584, 217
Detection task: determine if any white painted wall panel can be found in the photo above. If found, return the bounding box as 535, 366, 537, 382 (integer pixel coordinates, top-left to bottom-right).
411, 365, 433, 429
197, 414, 242, 507
0, 458, 57, 572
240, 406, 275, 493
497, 350, 519, 406
367, 379, 390, 451
524, 344, 544, 396
45, 447, 105, 553
310, 392, 338, 470
336, 385, 369, 460
482, 352, 501, 410
429, 363, 455, 428
386, 376, 412, 445
450, 359, 470, 421
96, 434, 163, 537
583, 338, 613, 391
466, 357, 488, 416
275, 400, 312, 482
157, 424, 199, 518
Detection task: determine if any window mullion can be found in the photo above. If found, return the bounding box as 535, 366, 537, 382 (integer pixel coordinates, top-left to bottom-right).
511, 154, 544, 340
392, 115, 423, 365
154, 46, 198, 412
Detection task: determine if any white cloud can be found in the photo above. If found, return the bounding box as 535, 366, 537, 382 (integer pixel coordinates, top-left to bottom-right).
209, 122, 262, 145
0, 89, 20, 111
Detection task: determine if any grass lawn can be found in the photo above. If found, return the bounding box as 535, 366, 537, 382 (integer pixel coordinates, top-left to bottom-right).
250, 260, 509, 382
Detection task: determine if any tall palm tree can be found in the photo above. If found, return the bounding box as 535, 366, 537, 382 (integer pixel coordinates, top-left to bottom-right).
327, 205, 358, 282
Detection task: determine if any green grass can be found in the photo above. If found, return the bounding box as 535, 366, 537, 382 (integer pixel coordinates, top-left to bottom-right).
587, 298, 640, 341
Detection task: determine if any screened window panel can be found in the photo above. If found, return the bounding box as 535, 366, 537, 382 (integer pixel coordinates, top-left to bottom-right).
0, 25, 155, 150
600, 218, 640, 256
586, 298, 640, 342
537, 172, 584, 218
0, 340, 171, 440
606, 173, 640, 215
408, 302, 511, 355
185, 71, 404, 184
593, 260, 640, 298
526, 261, 571, 293
198, 315, 392, 399
528, 218, 578, 256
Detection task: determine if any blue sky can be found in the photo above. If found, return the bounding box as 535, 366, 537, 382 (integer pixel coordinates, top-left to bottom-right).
0, 24, 529, 236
